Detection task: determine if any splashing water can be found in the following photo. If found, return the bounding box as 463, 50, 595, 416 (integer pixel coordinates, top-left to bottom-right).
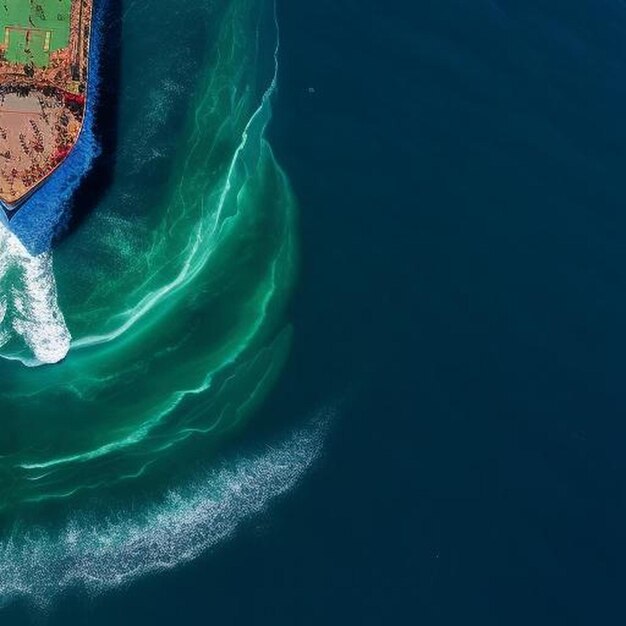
0, 0, 312, 605
0, 414, 330, 607
0, 226, 71, 365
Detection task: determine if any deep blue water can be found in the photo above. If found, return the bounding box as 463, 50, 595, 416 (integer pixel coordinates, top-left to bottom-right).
7, 0, 626, 623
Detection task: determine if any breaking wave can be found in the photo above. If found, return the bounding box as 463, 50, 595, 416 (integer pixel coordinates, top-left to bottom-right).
0, 226, 70, 365
0, 415, 329, 607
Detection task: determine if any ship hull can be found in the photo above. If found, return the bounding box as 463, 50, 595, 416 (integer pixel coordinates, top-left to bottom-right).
1, 185, 37, 216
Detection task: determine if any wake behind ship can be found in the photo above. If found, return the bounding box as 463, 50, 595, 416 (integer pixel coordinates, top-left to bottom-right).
0, 0, 93, 213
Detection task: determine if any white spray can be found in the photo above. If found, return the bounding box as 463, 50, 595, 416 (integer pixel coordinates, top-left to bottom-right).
0, 222, 71, 365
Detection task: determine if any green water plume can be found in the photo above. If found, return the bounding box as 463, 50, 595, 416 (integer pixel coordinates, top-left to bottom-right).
0, 0, 298, 520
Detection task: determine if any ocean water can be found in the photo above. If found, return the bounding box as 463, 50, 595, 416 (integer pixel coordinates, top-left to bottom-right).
3, 0, 626, 624
0, 0, 310, 607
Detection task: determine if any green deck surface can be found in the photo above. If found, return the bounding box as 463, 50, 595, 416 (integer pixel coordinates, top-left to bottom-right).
0, 0, 71, 67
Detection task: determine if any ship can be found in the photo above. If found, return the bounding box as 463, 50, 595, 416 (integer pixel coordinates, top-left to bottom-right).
0, 0, 93, 215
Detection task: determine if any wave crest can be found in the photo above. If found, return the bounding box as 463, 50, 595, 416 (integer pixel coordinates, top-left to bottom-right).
0, 414, 329, 607
0, 226, 70, 365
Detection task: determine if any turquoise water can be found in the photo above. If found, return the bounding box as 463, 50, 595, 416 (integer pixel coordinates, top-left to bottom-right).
0, 0, 318, 606
4, 0, 626, 623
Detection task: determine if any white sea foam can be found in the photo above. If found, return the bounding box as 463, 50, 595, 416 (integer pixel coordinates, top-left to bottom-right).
0, 412, 330, 607
0, 223, 71, 365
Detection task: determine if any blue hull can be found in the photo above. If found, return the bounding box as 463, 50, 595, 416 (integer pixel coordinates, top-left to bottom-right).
5, 0, 107, 254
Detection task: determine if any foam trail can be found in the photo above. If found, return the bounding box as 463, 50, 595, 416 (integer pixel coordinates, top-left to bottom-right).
0, 413, 330, 607
71, 0, 284, 352
0, 223, 71, 365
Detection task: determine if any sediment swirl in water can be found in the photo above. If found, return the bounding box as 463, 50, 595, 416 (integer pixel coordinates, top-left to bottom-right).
0, 0, 309, 604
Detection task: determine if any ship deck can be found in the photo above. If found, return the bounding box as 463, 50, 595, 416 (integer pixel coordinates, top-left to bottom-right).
0, 0, 92, 208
